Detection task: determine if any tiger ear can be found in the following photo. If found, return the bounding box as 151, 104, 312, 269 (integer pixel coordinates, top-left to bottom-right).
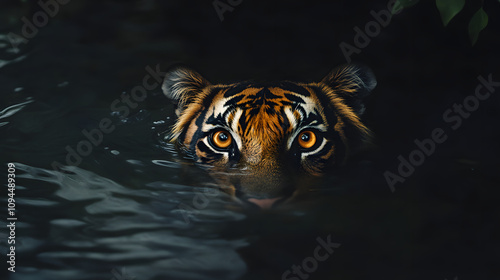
162, 66, 211, 116
321, 64, 377, 115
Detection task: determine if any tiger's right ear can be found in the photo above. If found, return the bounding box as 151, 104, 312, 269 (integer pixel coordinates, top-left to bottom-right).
162, 66, 211, 117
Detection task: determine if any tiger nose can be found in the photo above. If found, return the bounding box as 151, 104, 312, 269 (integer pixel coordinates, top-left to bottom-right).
244, 196, 285, 209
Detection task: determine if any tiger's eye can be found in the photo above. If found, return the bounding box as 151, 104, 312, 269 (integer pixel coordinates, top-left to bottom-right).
212, 130, 232, 149
298, 130, 316, 149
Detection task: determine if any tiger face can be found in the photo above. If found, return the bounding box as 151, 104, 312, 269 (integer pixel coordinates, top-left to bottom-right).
162, 64, 376, 209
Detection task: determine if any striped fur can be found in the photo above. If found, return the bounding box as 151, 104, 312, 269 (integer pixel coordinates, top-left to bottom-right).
162, 64, 376, 202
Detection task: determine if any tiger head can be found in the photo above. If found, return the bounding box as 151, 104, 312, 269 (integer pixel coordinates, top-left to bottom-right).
162, 64, 376, 209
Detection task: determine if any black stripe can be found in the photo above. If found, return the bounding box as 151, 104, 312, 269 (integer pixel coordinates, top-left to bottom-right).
224, 94, 245, 107
310, 85, 339, 127
284, 93, 305, 104
277, 82, 311, 97
223, 82, 253, 98
187, 88, 223, 152
280, 108, 291, 132
222, 105, 236, 122
205, 111, 228, 126
295, 106, 307, 122
238, 110, 247, 133
190, 110, 209, 152
202, 87, 222, 107
300, 110, 325, 127
197, 141, 223, 161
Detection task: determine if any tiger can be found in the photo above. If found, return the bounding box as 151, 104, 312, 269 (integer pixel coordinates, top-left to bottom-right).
162, 64, 376, 209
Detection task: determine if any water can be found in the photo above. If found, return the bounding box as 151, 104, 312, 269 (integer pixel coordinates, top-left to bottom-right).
0, 55, 382, 278
12, 163, 248, 280
0, 32, 357, 279
1, 1, 499, 279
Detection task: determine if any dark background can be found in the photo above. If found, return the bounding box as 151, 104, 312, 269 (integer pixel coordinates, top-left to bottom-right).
1, 0, 499, 279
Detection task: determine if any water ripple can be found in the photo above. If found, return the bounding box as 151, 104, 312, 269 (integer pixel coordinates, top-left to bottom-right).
13, 163, 248, 280
0, 99, 33, 124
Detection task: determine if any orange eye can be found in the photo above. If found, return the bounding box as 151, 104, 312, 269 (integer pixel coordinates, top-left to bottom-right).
212, 130, 232, 149
298, 130, 317, 149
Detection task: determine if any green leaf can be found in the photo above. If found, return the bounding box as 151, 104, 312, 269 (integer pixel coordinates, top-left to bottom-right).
436, 0, 465, 26
469, 7, 488, 45
391, 0, 420, 15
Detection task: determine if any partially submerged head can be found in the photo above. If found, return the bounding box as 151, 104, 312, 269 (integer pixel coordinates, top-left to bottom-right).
162, 64, 376, 209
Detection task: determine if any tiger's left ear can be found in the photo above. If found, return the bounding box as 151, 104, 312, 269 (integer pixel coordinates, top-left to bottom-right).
162, 66, 211, 117
321, 64, 377, 115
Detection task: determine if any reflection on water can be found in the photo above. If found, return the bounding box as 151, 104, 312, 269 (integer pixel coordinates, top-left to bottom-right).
13, 163, 247, 280
0, 99, 33, 127
2, 2, 496, 277
0, 47, 382, 278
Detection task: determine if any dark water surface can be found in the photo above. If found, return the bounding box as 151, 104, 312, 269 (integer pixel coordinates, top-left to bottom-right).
1, 1, 500, 279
